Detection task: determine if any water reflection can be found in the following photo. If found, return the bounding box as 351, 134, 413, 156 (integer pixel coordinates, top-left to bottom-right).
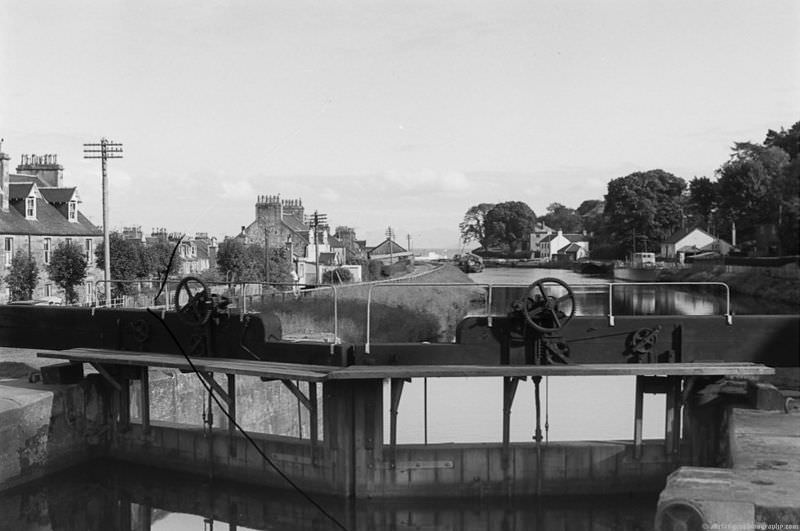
0, 461, 657, 531
472, 268, 798, 316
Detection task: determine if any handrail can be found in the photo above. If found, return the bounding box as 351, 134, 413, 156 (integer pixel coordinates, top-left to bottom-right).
606, 281, 732, 326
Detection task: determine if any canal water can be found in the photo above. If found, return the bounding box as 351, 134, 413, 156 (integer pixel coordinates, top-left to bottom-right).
2, 268, 791, 530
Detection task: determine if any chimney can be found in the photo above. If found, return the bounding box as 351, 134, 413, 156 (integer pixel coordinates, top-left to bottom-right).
0, 147, 9, 212
16, 153, 63, 187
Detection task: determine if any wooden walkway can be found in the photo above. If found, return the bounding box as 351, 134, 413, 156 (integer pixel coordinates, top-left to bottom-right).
38, 348, 774, 381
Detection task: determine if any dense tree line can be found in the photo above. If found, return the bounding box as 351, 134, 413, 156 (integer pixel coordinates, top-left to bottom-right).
459, 120, 799, 258
95, 232, 186, 295
215, 238, 292, 285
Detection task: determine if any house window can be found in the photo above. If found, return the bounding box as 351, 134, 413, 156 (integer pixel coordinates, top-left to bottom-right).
45, 284, 53, 297
84, 281, 94, 304
4, 238, 13, 266
68, 201, 77, 222
85, 239, 93, 262
43, 238, 51, 264
25, 197, 36, 219
65, 237, 72, 245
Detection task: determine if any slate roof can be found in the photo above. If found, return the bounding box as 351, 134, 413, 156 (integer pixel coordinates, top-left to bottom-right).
369, 239, 408, 255
9, 174, 49, 187
540, 233, 587, 244
558, 243, 583, 253
664, 227, 712, 244
8, 182, 36, 200
39, 187, 78, 204
282, 214, 308, 234
0, 197, 100, 236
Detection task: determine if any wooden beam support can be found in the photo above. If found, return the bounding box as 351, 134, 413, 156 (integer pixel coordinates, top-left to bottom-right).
309, 382, 318, 447
227, 374, 237, 457
634, 376, 644, 460
140, 367, 150, 436
389, 378, 407, 448
90, 362, 122, 391
200, 372, 230, 404
664, 376, 682, 456
281, 379, 313, 411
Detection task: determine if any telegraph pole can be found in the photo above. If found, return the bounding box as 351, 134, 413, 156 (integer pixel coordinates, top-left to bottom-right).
308, 211, 327, 285
84, 138, 123, 306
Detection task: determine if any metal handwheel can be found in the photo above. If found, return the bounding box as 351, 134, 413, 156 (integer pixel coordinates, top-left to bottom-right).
174, 276, 213, 326
522, 277, 576, 332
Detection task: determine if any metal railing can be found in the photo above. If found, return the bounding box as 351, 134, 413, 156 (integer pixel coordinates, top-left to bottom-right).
90, 278, 734, 347
606, 281, 732, 326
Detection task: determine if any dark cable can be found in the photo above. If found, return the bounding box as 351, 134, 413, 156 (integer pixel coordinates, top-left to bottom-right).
153, 234, 185, 305
145, 238, 350, 531
144, 310, 349, 531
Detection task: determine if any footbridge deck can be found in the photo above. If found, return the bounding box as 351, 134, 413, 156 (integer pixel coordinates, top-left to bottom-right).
38, 348, 774, 380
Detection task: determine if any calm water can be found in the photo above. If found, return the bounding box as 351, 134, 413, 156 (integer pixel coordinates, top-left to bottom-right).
4, 267, 789, 530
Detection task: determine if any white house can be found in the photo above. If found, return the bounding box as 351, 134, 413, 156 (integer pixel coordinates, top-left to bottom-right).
660, 228, 734, 262
538, 230, 590, 261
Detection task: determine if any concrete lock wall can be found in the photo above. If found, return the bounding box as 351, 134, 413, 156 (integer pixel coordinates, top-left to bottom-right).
0, 377, 105, 490
127, 370, 314, 436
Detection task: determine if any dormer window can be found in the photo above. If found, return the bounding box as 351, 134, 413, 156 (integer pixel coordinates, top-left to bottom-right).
25, 197, 36, 219
68, 201, 77, 222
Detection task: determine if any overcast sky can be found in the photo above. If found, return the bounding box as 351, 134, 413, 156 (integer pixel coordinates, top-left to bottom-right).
2, 0, 798, 248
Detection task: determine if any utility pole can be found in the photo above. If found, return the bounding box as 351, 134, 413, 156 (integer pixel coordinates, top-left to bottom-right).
264, 226, 270, 287
386, 226, 395, 263
309, 211, 327, 285
84, 138, 123, 306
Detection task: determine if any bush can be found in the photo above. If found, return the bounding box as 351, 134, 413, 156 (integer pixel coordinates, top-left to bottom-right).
323, 267, 353, 284
367, 259, 384, 281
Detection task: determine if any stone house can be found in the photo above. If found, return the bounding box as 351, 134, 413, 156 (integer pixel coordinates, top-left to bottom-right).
529, 221, 555, 257
368, 238, 413, 265
243, 196, 310, 267
0, 150, 103, 303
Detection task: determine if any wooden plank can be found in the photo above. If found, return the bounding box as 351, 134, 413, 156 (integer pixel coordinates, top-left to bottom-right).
325, 362, 775, 380
38, 348, 333, 381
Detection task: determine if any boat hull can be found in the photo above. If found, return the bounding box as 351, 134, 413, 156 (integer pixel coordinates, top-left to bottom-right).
613, 266, 661, 282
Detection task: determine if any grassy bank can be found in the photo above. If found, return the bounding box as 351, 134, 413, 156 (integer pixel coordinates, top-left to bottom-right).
661, 266, 800, 308
253, 265, 484, 343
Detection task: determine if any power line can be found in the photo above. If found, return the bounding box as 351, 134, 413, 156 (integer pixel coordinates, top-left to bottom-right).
83, 138, 123, 305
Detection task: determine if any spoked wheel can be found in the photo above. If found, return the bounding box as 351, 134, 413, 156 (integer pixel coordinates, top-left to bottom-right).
522, 277, 576, 333
174, 276, 213, 326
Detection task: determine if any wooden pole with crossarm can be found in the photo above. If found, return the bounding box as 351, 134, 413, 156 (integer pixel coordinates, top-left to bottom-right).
83, 138, 123, 306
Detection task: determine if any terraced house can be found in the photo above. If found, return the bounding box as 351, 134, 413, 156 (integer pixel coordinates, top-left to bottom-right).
0, 148, 103, 304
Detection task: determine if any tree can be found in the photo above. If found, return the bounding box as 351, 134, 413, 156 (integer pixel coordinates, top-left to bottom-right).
459, 203, 495, 248
603, 170, 686, 256
576, 199, 605, 237
715, 142, 789, 246
141, 239, 183, 279
764, 121, 800, 254
217, 239, 257, 281
5, 251, 39, 301
541, 203, 583, 233
764, 121, 800, 160
216, 239, 291, 284
48, 241, 88, 304
687, 177, 717, 229
96, 232, 143, 295
483, 201, 537, 254
322, 267, 353, 284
